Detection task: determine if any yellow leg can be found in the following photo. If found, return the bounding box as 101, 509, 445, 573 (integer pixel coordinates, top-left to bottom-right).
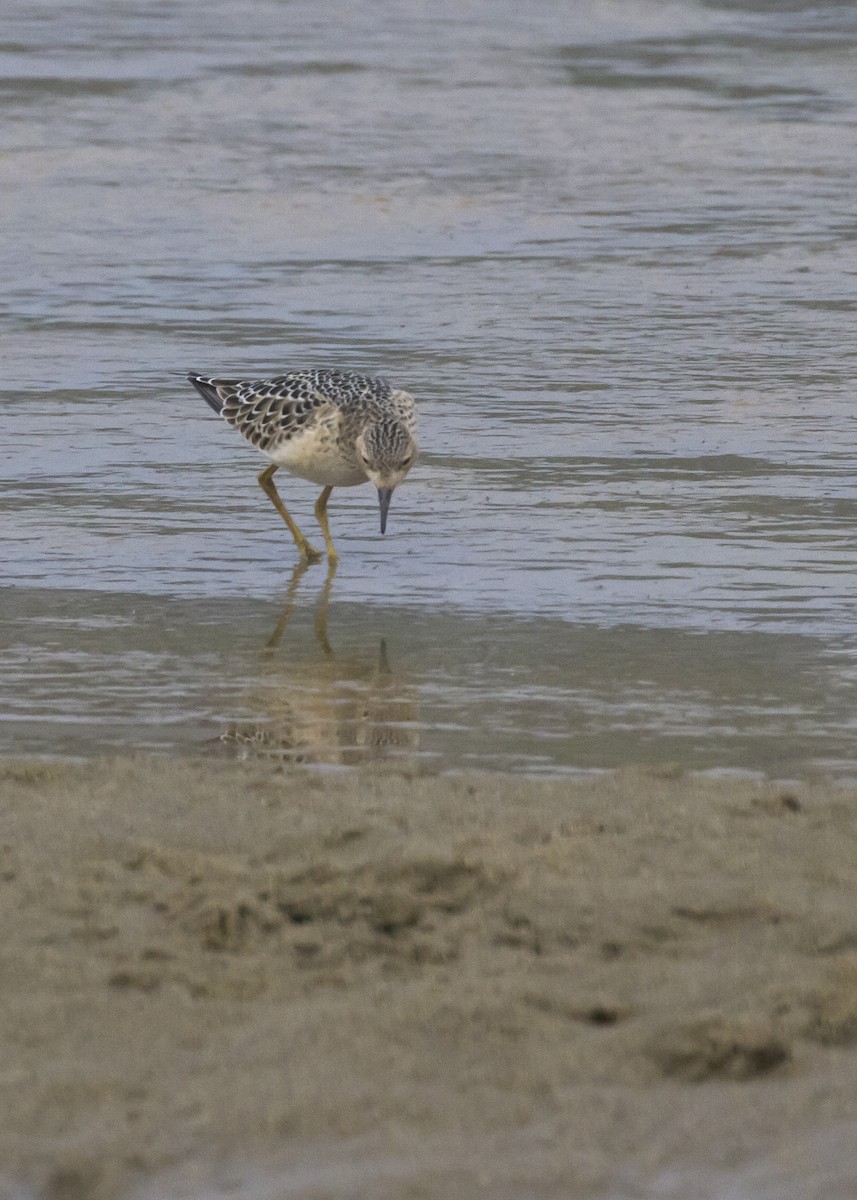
314, 485, 338, 563
257, 464, 322, 563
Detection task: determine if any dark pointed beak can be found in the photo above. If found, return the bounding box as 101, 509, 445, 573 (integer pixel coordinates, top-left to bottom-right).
378, 487, 393, 534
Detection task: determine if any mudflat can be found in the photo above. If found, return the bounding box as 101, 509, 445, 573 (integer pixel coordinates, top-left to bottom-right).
2, 756, 857, 1199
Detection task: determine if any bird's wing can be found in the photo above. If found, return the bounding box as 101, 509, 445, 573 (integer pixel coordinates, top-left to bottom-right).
188, 373, 335, 452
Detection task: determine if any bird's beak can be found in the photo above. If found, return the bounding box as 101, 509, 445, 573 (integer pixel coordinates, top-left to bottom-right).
378, 487, 393, 534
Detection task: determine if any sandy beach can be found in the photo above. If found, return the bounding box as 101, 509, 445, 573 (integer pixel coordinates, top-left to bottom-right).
2, 756, 857, 1198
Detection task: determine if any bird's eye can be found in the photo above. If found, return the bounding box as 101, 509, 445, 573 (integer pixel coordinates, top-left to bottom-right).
402, 454, 412, 466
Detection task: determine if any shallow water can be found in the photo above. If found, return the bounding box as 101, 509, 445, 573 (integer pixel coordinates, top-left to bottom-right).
3, 0, 857, 774
126, 1119, 857, 1200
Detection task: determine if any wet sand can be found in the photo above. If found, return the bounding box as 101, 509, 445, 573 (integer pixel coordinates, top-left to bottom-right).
2, 756, 857, 1199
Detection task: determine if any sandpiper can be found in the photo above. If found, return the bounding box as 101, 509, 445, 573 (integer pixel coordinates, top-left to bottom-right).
189, 368, 418, 563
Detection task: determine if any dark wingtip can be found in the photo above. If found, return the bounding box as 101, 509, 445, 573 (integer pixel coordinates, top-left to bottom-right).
187, 373, 225, 415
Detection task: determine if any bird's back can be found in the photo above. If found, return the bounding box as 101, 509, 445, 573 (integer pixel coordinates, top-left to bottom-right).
189, 368, 415, 453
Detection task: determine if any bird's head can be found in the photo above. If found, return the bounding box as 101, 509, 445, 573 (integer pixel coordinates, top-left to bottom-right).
355, 420, 418, 534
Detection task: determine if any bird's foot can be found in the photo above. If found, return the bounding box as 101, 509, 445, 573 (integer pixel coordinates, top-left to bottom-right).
298, 541, 324, 564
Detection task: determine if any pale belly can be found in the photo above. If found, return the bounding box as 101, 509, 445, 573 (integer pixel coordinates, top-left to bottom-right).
267, 431, 368, 488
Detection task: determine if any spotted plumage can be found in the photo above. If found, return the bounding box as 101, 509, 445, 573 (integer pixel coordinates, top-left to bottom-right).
188, 368, 418, 563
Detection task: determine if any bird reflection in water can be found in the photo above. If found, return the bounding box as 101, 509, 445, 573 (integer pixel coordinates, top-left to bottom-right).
216, 562, 420, 766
